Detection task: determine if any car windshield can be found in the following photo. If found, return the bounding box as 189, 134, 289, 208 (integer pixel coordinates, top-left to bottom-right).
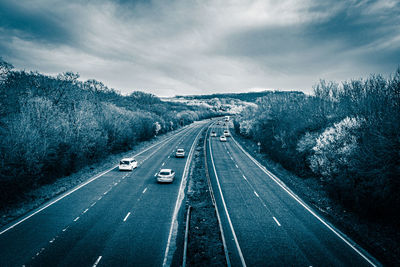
159, 171, 171, 175
120, 160, 130, 165
177, 149, 184, 152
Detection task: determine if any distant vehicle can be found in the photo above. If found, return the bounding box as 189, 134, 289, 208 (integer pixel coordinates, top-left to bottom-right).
211, 131, 217, 137
157, 169, 175, 183
220, 135, 227, 142
175, 148, 185, 158
119, 158, 138, 171
223, 130, 230, 137
225, 116, 230, 122
216, 121, 220, 125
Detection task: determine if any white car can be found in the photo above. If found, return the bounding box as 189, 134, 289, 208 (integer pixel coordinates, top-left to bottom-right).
175, 148, 185, 158
157, 169, 176, 183
220, 135, 227, 142
210, 131, 217, 137
119, 158, 138, 171
223, 130, 230, 137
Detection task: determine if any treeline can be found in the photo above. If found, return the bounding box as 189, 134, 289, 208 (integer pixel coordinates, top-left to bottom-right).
178, 90, 303, 103
0, 60, 218, 205
234, 69, 400, 222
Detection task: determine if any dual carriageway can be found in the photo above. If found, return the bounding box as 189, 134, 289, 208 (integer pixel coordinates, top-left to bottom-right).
0, 119, 379, 266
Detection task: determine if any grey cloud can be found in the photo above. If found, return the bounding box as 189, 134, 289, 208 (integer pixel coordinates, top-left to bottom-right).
0, 0, 399, 96
0, 1, 73, 44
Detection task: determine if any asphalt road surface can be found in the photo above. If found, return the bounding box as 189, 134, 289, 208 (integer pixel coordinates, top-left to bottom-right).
0, 121, 209, 267
207, 122, 380, 267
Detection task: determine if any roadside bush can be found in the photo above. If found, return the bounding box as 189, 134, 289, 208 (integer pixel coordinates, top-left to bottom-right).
0, 61, 219, 205
309, 117, 363, 180
234, 68, 400, 220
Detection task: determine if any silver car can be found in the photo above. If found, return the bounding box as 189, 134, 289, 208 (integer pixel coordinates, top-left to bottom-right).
157, 169, 176, 183
175, 148, 185, 158
119, 158, 138, 171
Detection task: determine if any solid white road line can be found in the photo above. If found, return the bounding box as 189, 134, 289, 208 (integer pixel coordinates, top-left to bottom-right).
163, 125, 204, 267
230, 135, 378, 267
123, 212, 131, 222
209, 134, 247, 267
273, 216, 281, 226
92, 256, 102, 267
0, 124, 193, 236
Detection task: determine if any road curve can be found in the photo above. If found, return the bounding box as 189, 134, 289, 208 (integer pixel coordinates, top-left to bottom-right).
206, 122, 380, 267
0, 121, 209, 267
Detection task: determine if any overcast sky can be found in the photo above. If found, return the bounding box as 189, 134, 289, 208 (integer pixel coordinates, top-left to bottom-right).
1, 0, 399, 96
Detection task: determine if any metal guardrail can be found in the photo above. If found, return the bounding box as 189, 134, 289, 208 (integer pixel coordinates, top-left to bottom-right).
182, 205, 192, 267
203, 124, 231, 267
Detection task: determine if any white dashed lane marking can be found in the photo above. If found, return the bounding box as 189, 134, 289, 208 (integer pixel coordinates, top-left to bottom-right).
235, 164, 239, 168
123, 212, 131, 222
142, 188, 147, 194
92, 256, 102, 267
73, 217, 80, 222
273, 216, 281, 226
254, 191, 259, 198
83, 208, 89, 214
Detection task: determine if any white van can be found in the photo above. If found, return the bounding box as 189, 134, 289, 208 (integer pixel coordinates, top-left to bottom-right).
119, 158, 138, 171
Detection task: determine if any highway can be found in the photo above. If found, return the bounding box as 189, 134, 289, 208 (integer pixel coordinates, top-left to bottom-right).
206, 122, 380, 267
0, 121, 209, 267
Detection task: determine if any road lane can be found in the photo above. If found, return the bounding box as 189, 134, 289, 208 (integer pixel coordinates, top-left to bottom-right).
0, 121, 209, 266
207, 123, 379, 266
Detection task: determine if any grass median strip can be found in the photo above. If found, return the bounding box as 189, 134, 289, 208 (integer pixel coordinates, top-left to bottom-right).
184, 130, 226, 266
